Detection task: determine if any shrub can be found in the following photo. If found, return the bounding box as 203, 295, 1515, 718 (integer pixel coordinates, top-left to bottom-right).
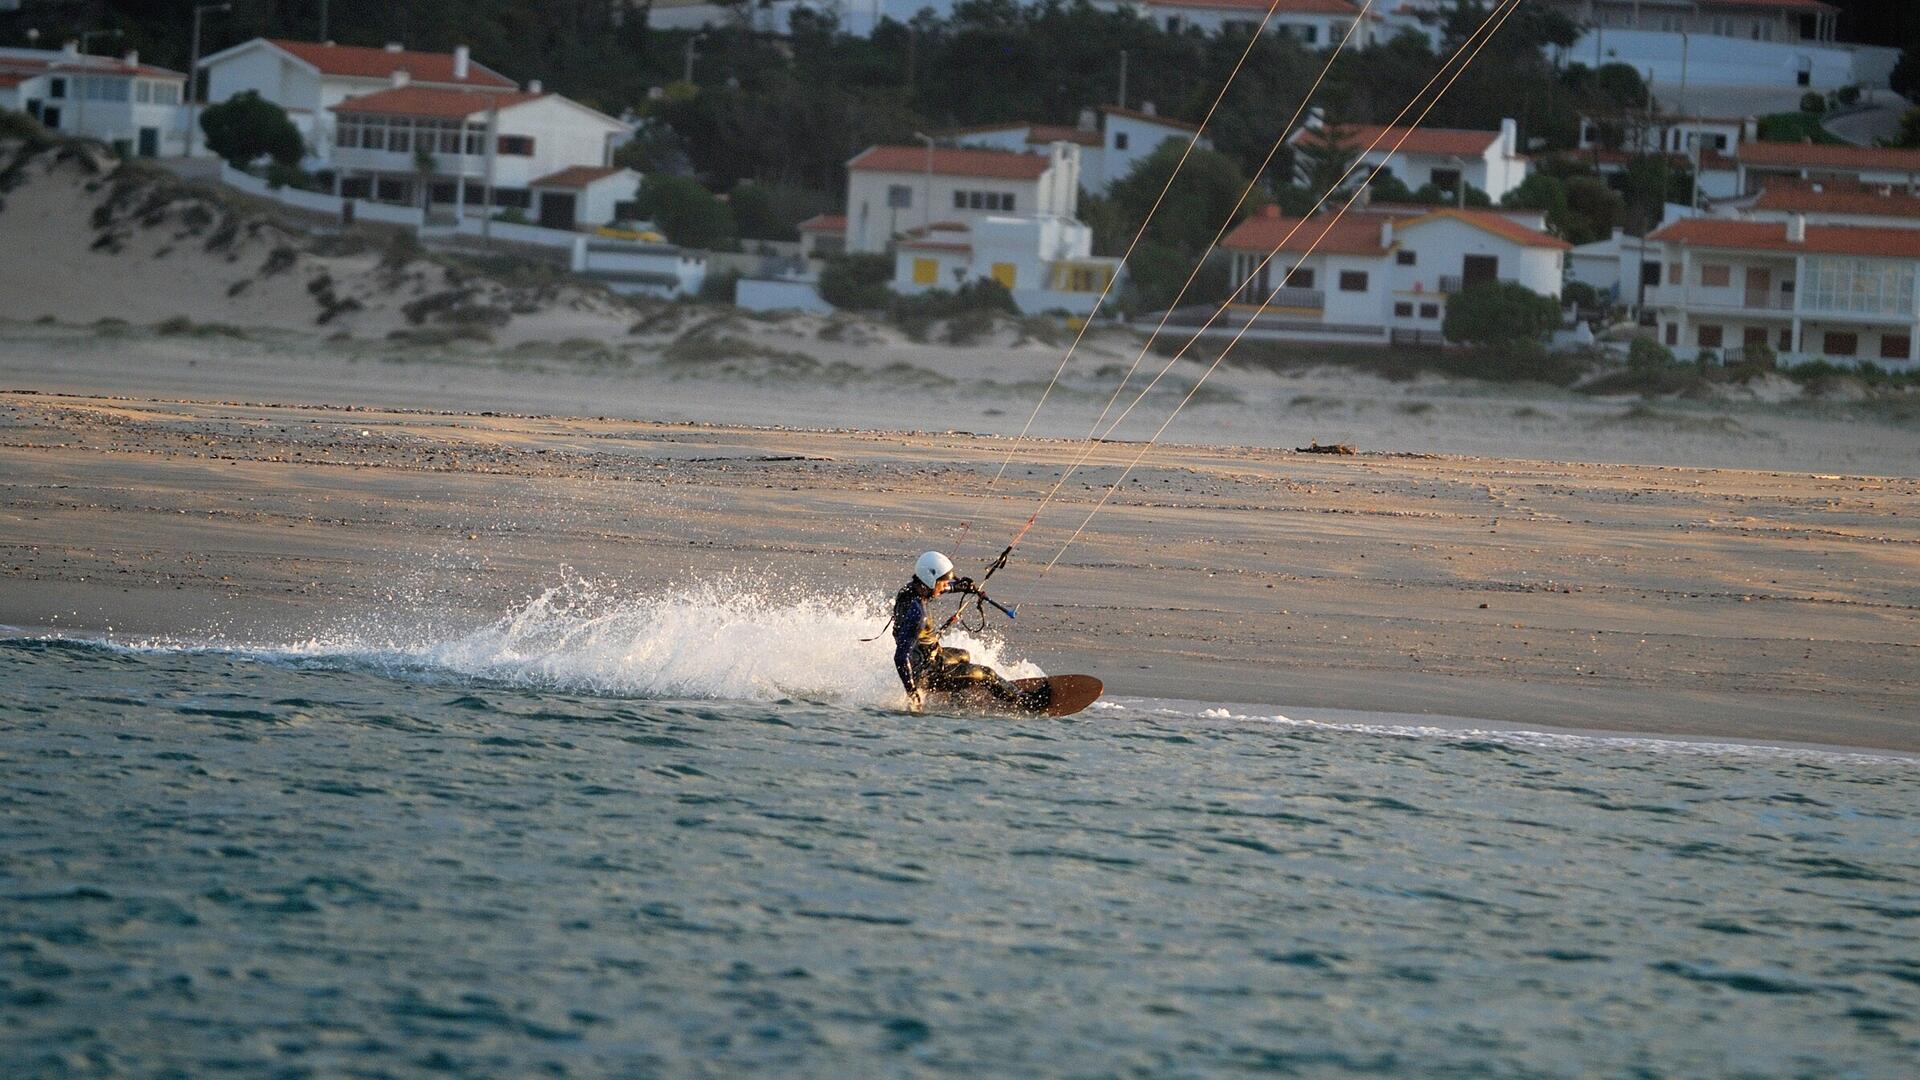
1837, 84, 1861, 107
264, 161, 318, 191
1562, 280, 1599, 309
698, 268, 741, 305
199, 91, 303, 169
635, 174, 736, 250
1628, 336, 1676, 372
1442, 280, 1562, 347
818, 252, 893, 311
1800, 91, 1827, 115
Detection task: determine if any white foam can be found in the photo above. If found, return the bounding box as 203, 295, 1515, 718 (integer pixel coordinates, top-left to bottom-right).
254, 579, 1042, 709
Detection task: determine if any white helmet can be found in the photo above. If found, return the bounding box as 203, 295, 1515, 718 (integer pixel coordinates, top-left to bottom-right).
914, 550, 955, 588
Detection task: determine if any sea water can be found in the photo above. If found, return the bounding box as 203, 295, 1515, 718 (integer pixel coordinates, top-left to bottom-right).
2, 589, 1916, 1078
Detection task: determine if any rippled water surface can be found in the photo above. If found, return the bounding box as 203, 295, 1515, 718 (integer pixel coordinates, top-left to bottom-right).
3, 638, 1917, 1078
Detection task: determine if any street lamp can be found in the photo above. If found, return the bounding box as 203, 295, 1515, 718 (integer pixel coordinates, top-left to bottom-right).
74, 27, 124, 142
186, 3, 231, 159
912, 131, 933, 233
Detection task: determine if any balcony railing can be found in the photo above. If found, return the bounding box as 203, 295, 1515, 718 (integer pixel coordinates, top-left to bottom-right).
1438, 274, 1462, 293
1744, 289, 1792, 310
1264, 286, 1325, 309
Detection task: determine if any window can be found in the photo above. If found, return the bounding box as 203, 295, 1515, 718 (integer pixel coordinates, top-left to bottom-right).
1394, 302, 1413, 317
1713, 134, 1729, 151
336, 118, 361, 149
154, 82, 178, 105
1805, 257, 1916, 316
1823, 331, 1857, 356
136, 81, 151, 103
439, 122, 462, 154
1114, 132, 1129, 151
363, 120, 386, 151
953, 191, 966, 209
463, 127, 485, 155
888, 184, 913, 209
1419, 303, 1439, 319
497, 135, 534, 156
1744, 327, 1769, 349
1697, 325, 1723, 348
1002, 194, 1014, 212
388, 124, 411, 154
1285, 268, 1314, 289
1881, 334, 1911, 360
968, 191, 985, 209
1797, 69, 1811, 87
1700, 264, 1731, 287
1166, 15, 1180, 32
912, 258, 938, 285
1431, 167, 1461, 192
49, 77, 66, 99
1339, 270, 1368, 292
1641, 261, 1662, 287
1779, 327, 1793, 350
1667, 262, 1682, 285
1396, 250, 1416, 266
1665, 323, 1679, 346
990, 263, 1016, 288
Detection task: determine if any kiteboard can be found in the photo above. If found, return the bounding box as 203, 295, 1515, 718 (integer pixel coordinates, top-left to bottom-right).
928, 674, 1103, 718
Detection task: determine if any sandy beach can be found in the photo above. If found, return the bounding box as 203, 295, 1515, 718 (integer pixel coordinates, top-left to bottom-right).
3, 372, 1915, 752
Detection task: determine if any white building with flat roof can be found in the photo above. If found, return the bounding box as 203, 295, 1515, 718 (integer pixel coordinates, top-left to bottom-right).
893, 216, 1123, 316
941, 105, 1206, 193
1291, 117, 1531, 203
844, 143, 1080, 255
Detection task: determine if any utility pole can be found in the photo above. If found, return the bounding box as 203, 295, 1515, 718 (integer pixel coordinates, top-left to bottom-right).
318, 0, 329, 42
481, 97, 499, 248
74, 27, 124, 144
913, 131, 934, 233
1117, 49, 1127, 109
185, 3, 230, 159
683, 35, 700, 85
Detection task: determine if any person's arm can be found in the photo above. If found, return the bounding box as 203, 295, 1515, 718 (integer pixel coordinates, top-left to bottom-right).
892, 595, 923, 695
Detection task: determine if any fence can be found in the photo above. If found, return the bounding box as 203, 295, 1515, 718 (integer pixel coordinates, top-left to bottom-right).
218, 163, 423, 228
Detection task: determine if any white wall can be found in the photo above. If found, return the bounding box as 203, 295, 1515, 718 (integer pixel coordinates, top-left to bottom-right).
849, 165, 1051, 254
1098, 113, 1197, 191
1567, 29, 1898, 91
736, 278, 833, 313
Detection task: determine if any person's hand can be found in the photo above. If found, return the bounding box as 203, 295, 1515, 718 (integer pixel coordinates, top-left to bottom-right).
952, 576, 976, 594
906, 690, 925, 713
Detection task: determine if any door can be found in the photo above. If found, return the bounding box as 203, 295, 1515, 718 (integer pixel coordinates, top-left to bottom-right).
539, 192, 576, 230
1746, 266, 1771, 307
1462, 254, 1498, 288
137, 127, 158, 158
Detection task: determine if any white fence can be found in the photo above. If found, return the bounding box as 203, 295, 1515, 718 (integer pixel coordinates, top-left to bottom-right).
218, 163, 423, 228
453, 216, 576, 250
736, 278, 832, 314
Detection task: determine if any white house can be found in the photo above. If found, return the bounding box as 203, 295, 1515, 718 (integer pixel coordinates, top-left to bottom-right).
1210, 205, 1569, 344
1556, 20, 1897, 96
1102, 0, 1379, 47
892, 216, 1124, 316
1645, 215, 1920, 366
0, 45, 186, 157
796, 213, 849, 260
942, 105, 1206, 192
1734, 141, 1920, 196
1291, 118, 1531, 203
327, 85, 630, 222
198, 38, 517, 162
844, 143, 1080, 254
1576, 112, 1751, 158
529, 166, 642, 230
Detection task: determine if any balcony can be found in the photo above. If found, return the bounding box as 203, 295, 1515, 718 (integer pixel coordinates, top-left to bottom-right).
1265, 286, 1325, 310
1743, 289, 1793, 310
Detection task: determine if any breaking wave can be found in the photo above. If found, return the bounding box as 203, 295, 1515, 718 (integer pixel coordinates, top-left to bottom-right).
227, 579, 1043, 709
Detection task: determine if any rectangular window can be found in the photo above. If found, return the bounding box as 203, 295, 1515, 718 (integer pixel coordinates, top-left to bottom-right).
1285, 268, 1314, 289
1779, 327, 1793, 350
155, 83, 179, 105
388, 124, 411, 154
440, 123, 461, 154
1665, 323, 1679, 346
1880, 335, 1911, 360
463, 128, 485, 156
1805, 257, 1916, 316
912, 258, 939, 285
953, 191, 966, 209
136, 81, 151, 103
363, 121, 386, 151
1431, 167, 1461, 192
1697, 325, 1723, 348
1700, 264, 1731, 287
1339, 271, 1369, 292
336, 119, 360, 149
1001, 194, 1014, 212
1744, 327, 1768, 349
1396, 250, 1416, 266
888, 184, 913, 209
1420, 303, 1439, 319
1394, 302, 1413, 317
49, 77, 66, 99
497, 135, 534, 156
1114, 132, 1129, 151
990, 262, 1016, 288
1824, 331, 1857, 356
967, 191, 984, 209
1667, 262, 1682, 285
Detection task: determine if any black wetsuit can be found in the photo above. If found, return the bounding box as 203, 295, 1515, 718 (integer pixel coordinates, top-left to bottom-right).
891, 580, 1022, 703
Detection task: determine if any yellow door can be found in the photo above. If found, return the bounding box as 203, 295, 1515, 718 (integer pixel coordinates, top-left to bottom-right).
991, 262, 1017, 288
913, 258, 939, 285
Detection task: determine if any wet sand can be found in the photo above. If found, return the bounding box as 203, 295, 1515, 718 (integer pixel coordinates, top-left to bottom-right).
4, 388, 1915, 753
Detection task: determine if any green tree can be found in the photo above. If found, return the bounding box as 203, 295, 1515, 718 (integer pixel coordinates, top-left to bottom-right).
1562, 175, 1624, 246
635, 174, 737, 250
1894, 47, 1920, 100
1896, 108, 1920, 148
818, 253, 894, 310
1292, 123, 1360, 197
198, 91, 302, 169
1108, 141, 1262, 260
1443, 280, 1562, 347
730, 180, 829, 242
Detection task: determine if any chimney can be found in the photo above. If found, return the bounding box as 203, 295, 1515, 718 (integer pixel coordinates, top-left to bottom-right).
1787, 214, 1806, 243
1140, 101, 1156, 116
528, 78, 542, 94
1500, 117, 1518, 153
124, 50, 138, 67
1078, 107, 1097, 132
62, 40, 79, 59
384, 42, 404, 53
453, 45, 470, 80
1380, 219, 1394, 248
391, 69, 410, 88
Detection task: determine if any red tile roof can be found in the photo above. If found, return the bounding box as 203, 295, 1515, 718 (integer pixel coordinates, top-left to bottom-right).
266, 39, 516, 88
797, 214, 848, 233
1300, 123, 1503, 158
1750, 179, 1920, 218
0, 74, 26, 88
530, 166, 625, 188
849, 145, 1054, 180
0, 55, 184, 79
1649, 218, 1920, 258
1400, 208, 1571, 250
1738, 140, 1920, 173
1026, 124, 1103, 148
330, 86, 542, 118
1222, 209, 1390, 255
1144, 0, 1362, 12
1100, 106, 1203, 133
899, 240, 973, 252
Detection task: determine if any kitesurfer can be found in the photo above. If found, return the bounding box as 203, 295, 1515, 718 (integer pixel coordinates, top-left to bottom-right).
893, 551, 1023, 711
